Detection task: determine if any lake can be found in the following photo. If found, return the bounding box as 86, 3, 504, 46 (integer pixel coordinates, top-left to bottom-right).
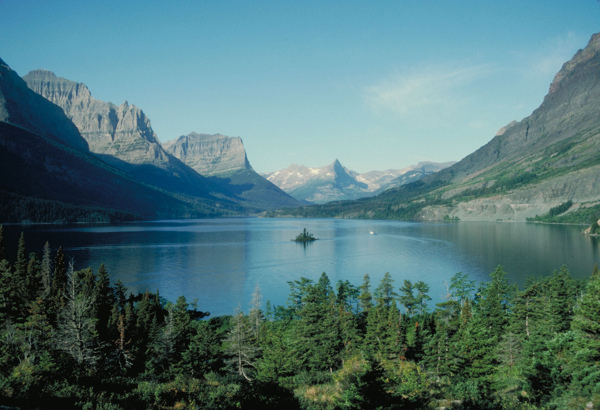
3, 218, 599, 317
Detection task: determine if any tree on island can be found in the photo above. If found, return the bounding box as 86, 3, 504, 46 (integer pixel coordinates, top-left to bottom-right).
293, 228, 318, 242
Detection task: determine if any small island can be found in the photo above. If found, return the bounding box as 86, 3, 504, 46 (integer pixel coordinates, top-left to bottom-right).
293, 227, 318, 242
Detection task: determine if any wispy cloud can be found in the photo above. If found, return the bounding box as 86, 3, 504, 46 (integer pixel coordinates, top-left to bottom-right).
364, 63, 494, 117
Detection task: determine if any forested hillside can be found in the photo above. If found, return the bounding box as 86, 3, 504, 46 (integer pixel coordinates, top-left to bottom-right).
1, 227, 599, 409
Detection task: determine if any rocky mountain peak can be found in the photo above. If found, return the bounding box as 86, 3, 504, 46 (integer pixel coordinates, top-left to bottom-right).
23, 70, 166, 166
26, 68, 57, 78
163, 132, 252, 176
495, 120, 517, 136
548, 32, 600, 97
0, 61, 88, 152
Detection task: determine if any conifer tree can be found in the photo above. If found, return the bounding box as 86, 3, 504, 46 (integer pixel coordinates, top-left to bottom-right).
414, 280, 432, 316
49, 247, 67, 323
297, 273, 340, 371
226, 306, 260, 381
15, 232, 28, 282
40, 242, 52, 301
357, 273, 373, 338
548, 265, 576, 333
183, 319, 222, 378
572, 264, 600, 356
425, 299, 462, 381
449, 271, 476, 308
358, 274, 373, 314
374, 272, 397, 308
399, 279, 418, 316
55, 260, 99, 372
94, 263, 114, 342
26, 252, 42, 303
479, 266, 513, 339
10, 233, 29, 318
249, 283, 264, 342
0, 259, 12, 323
256, 319, 300, 381
0, 225, 5, 261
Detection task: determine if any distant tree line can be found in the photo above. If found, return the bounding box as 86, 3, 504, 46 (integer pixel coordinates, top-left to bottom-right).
1, 226, 599, 408
0, 190, 140, 223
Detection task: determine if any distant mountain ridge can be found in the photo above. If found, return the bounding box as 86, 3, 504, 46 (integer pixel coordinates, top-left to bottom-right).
264, 160, 454, 203
270, 32, 600, 222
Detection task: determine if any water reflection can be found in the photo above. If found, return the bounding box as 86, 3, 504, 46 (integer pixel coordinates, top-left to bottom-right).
3, 219, 598, 316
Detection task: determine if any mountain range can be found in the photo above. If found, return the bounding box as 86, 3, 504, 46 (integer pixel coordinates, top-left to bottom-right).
263, 160, 454, 203
0, 60, 300, 222
3, 31, 600, 224
270, 32, 600, 223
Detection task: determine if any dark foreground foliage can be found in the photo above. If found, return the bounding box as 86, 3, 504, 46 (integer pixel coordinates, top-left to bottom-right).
1, 227, 599, 409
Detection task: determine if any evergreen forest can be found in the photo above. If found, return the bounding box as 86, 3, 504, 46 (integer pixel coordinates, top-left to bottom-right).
1, 226, 600, 409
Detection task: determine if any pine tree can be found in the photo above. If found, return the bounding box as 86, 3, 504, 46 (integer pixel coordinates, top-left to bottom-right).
55, 260, 99, 372
15, 232, 28, 282
10, 233, 29, 318
249, 283, 264, 342
571, 264, 600, 356
357, 273, 373, 338
414, 280, 432, 316
399, 279, 418, 316
0, 225, 5, 261
548, 265, 576, 333
49, 247, 68, 323
183, 319, 221, 378
449, 271, 476, 308
0, 259, 12, 323
40, 242, 52, 301
226, 306, 260, 381
374, 272, 397, 308
479, 266, 513, 339
94, 263, 114, 342
424, 299, 462, 381
297, 273, 340, 371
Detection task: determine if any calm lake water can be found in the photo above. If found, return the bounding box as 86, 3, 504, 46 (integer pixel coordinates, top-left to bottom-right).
4, 218, 600, 317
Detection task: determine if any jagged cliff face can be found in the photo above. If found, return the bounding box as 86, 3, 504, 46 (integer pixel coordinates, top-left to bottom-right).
0, 61, 88, 152
23, 69, 171, 169
22, 68, 299, 211
163, 133, 251, 176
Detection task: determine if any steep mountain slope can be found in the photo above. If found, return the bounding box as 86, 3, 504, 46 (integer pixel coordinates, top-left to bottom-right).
0, 121, 207, 221
164, 132, 301, 209
265, 160, 453, 203
22, 69, 218, 199
272, 32, 600, 222
0, 58, 268, 221
23, 69, 299, 211
0, 59, 88, 152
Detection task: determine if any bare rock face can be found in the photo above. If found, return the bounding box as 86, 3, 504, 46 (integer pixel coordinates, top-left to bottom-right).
22, 69, 226, 201
163, 132, 251, 176
0, 61, 88, 152
23, 69, 170, 168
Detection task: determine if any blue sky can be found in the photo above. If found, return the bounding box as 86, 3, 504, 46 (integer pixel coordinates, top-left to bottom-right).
1, 1, 599, 173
